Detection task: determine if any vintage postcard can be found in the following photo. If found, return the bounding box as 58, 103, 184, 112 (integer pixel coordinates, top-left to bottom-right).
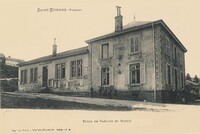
1, 0, 200, 134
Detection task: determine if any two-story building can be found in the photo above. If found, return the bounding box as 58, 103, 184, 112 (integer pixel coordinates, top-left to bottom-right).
86, 7, 187, 102
18, 7, 187, 102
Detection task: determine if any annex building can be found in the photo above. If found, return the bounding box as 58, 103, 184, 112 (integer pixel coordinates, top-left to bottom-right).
18, 7, 187, 102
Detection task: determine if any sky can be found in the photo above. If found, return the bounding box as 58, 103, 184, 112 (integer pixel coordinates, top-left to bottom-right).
0, 0, 200, 77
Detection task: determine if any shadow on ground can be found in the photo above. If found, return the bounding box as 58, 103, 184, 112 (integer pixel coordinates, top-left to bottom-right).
1, 93, 133, 111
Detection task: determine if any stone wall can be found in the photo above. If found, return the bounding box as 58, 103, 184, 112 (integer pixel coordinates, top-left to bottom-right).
159, 26, 186, 91
89, 26, 156, 95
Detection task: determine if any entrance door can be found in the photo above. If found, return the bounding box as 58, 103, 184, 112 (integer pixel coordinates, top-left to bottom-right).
42, 66, 48, 87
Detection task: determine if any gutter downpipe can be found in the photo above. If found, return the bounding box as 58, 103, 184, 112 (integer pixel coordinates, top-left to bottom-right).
89, 41, 93, 89
152, 22, 157, 102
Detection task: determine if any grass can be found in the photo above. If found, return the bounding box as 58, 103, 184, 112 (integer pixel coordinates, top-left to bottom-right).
0, 92, 132, 111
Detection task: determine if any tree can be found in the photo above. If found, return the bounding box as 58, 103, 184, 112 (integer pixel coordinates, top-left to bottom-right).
185, 73, 191, 81
194, 75, 199, 83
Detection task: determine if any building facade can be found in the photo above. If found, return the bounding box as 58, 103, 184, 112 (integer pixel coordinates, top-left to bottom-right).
18, 46, 89, 92
18, 7, 187, 102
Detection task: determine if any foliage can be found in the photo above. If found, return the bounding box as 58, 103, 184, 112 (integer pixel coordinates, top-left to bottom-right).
0, 79, 18, 92
185, 73, 191, 81
194, 75, 199, 83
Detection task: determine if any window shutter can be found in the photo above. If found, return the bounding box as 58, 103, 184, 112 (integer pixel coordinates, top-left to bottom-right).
110, 66, 114, 85
99, 67, 102, 86
140, 62, 146, 84
125, 70, 129, 85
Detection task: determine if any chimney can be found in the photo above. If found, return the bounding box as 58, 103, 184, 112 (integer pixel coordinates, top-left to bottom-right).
115, 6, 123, 32
52, 38, 57, 56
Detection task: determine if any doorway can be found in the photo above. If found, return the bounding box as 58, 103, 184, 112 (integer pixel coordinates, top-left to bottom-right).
42, 66, 48, 87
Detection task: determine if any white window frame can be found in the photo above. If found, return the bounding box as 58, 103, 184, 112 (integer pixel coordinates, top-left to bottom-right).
130, 63, 140, 84
77, 60, 83, 77
61, 63, 66, 79
101, 67, 110, 86
70, 60, 83, 78
130, 36, 139, 53
55, 63, 66, 79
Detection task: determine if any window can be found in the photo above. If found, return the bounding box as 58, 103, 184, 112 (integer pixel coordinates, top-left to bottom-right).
55, 64, 61, 79
177, 49, 180, 63
174, 68, 178, 90
130, 37, 139, 53
130, 63, 140, 84
61, 63, 65, 79
167, 64, 171, 85
101, 43, 109, 58
21, 70, 27, 84
30, 69, 33, 82
70, 60, 83, 78
180, 72, 184, 88
55, 63, 65, 79
71, 61, 77, 78
101, 67, 109, 85
173, 46, 177, 61
180, 51, 183, 65
34, 68, 38, 82
166, 37, 170, 55
77, 60, 82, 77
30, 68, 38, 83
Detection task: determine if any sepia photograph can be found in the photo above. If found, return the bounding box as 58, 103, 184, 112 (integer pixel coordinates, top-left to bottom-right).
0, 0, 200, 134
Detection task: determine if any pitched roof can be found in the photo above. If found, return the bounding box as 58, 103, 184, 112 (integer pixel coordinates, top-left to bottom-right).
6, 57, 24, 63
86, 20, 187, 52
123, 21, 152, 29
19, 46, 89, 66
